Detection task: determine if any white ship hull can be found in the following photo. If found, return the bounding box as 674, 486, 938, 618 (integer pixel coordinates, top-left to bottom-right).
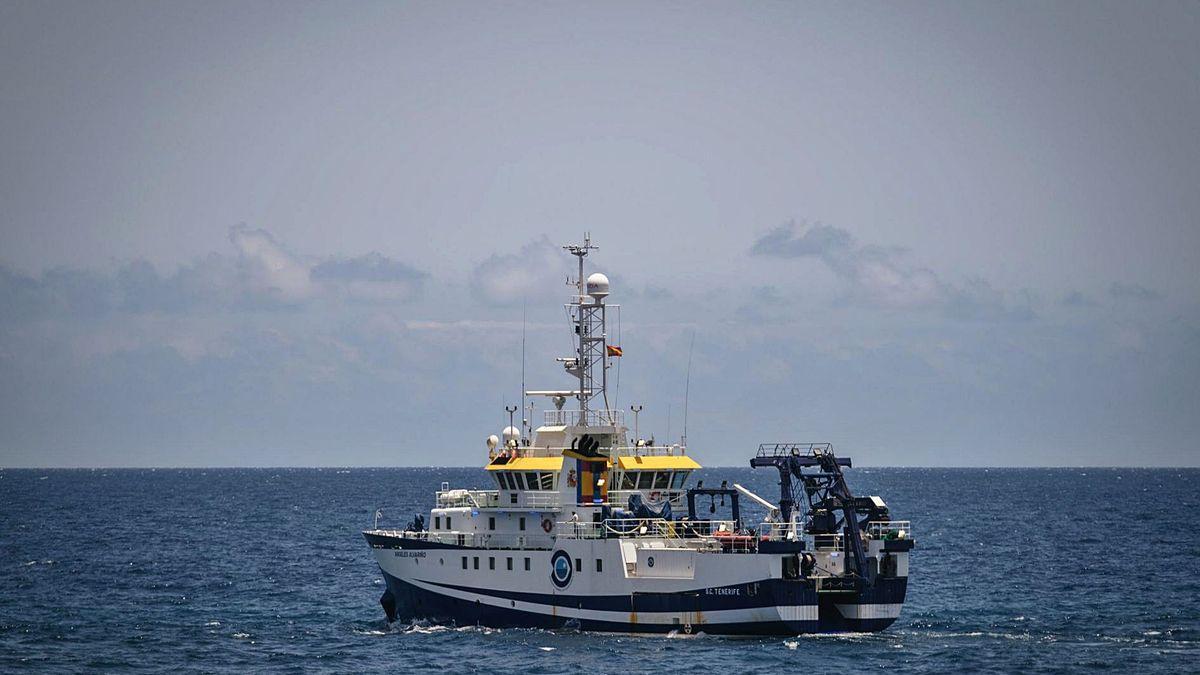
365, 531, 910, 635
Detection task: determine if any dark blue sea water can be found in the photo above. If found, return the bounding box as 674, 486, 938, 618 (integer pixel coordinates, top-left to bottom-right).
1, 467, 1197, 673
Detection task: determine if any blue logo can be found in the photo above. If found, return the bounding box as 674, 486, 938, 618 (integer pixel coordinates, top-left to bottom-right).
550, 550, 573, 589
647, 556, 655, 568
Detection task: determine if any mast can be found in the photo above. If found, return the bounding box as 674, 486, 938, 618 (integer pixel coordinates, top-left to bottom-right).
562, 234, 610, 425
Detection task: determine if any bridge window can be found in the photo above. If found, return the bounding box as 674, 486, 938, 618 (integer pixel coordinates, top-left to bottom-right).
524, 557, 531, 571
489, 557, 495, 570
473, 557, 479, 570
488, 516, 495, 530
495, 471, 557, 491
446, 517, 452, 530
461, 556, 467, 569
671, 471, 690, 489
653, 472, 670, 489
435, 516, 441, 529
574, 558, 582, 573
507, 557, 513, 571
519, 517, 526, 531
596, 558, 603, 573
637, 472, 654, 489
620, 472, 636, 490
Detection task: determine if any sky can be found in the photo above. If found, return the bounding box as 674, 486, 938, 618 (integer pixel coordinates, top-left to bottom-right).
1, 1, 1197, 467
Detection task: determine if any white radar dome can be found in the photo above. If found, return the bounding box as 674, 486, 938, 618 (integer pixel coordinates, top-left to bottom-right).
502, 426, 521, 444
586, 272, 610, 299
486, 434, 499, 450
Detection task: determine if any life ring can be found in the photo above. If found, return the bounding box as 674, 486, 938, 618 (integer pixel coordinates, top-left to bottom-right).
541, 518, 553, 533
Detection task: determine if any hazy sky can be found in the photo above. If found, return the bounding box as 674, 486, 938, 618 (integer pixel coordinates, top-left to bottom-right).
1, 1, 1197, 467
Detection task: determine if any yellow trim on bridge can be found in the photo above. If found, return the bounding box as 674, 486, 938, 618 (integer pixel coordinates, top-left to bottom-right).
617, 455, 702, 471
486, 457, 565, 472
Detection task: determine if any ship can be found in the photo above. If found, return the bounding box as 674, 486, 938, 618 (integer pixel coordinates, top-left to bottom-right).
363, 235, 914, 635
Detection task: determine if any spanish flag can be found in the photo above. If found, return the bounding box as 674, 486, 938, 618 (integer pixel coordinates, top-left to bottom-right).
606, 345, 623, 357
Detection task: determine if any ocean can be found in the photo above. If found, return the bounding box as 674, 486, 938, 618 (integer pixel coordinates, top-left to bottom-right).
1, 467, 1196, 673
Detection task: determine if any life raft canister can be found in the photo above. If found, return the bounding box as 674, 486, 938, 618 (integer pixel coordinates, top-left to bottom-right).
542, 518, 553, 533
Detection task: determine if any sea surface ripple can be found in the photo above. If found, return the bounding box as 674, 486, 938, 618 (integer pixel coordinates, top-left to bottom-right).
1, 467, 1197, 673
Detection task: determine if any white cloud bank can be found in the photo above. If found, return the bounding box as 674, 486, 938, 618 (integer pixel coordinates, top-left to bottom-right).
0, 225, 428, 319
0, 225, 1195, 468
750, 222, 1034, 320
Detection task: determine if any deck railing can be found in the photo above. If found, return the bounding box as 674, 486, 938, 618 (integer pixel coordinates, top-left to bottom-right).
555, 517, 737, 542
608, 489, 686, 509
756, 442, 834, 457
610, 445, 687, 457
435, 489, 496, 508
543, 409, 624, 427
497, 444, 687, 459
517, 491, 563, 509
866, 520, 912, 540
758, 521, 803, 541
372, 529, 555, 550
811, 533, 845, 551
435, 489, 561, 510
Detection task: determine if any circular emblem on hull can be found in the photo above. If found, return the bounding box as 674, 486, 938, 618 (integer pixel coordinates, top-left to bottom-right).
550, 550, 573, 589
646, 556, 655, 568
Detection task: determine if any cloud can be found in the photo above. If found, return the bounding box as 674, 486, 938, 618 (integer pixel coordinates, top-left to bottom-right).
0, 265, 116, 320
311, 252, 426, 284
114, 255, 244, 313
749, 222, 1033, 320
750, 222, 857, 260
311, 252, 428, 302
228, 224, 315, 305
0, 226, 429, 320
469, 237, 573, 305
3, 223, 1196, 468
1061, 290, 1094, 308
1109, 282, 1162, 302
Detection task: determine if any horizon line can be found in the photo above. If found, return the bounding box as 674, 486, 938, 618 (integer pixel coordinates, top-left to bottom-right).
2, 464, 1196, 470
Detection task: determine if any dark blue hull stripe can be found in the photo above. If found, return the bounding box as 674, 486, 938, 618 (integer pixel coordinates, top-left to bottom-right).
415, 572, 908, 612
418, 577, 854, 613
377, 570, 905, 635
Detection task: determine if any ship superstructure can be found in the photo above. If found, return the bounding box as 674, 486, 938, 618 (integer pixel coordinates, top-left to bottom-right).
363, 235, 914, 635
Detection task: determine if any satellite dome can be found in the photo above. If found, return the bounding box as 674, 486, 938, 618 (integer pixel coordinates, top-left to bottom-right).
486, 434, 500, 450
502, 426, 521, 444
586, 272, 610, 299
